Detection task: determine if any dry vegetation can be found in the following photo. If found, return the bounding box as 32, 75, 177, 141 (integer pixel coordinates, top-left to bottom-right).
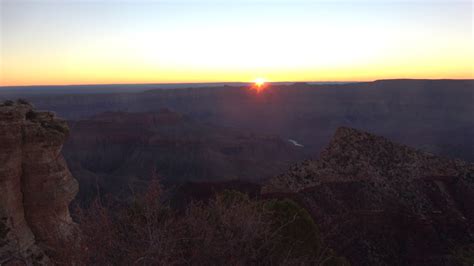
54, 180, 348, 265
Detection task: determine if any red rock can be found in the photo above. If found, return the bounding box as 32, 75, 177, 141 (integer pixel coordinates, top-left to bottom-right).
0, 101, 78, 264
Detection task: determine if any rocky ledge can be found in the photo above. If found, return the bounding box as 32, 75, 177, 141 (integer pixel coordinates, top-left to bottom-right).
0, 100, 78, 264
263, 126, 473, 194
262, 127, 474, 265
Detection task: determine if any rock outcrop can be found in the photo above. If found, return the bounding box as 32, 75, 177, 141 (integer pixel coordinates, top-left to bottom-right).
263, 127, 473, 195
0, 100, 78, 264
263, 127, 474, 265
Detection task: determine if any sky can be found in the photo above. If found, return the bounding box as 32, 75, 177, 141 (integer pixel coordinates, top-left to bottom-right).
0, 0, 473, 86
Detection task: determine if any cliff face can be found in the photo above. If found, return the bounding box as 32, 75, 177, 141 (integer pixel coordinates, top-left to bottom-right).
0, 101, 78, 264
263, 127, 474, 265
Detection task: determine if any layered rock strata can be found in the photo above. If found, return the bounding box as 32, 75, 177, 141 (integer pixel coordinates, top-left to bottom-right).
0, 100, 78, 264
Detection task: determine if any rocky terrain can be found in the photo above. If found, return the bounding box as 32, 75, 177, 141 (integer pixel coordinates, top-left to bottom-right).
263, 127, 474, 265
1, 78, 473, 264
0, 101, 78, 264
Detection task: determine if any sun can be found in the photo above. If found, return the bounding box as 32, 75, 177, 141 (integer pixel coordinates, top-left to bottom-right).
250, 78, 268, 92
254, 78, 266, 88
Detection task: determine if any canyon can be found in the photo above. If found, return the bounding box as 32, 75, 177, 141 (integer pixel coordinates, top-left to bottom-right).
0, 79, 473, 265
63, 109, 304, 203
2, 79, 472, 163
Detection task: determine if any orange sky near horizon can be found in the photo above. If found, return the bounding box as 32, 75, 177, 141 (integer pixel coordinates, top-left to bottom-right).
1, 0, 473, 87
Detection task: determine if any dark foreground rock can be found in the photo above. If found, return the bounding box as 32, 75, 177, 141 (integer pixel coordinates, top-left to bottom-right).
263, 127, 474, 265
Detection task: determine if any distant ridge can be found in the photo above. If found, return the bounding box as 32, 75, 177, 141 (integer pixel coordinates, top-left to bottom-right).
2, 79, 472, 95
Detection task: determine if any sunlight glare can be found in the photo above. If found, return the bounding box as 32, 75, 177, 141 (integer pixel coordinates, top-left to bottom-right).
254, 78, 265, 88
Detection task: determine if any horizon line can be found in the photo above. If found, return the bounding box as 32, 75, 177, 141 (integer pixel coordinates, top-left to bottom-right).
2, 78, 473, 89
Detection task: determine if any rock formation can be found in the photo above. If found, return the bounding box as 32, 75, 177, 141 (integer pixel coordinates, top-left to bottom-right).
263, 127, 474, 265
264, 127, 474, 195
0, 100, 78, 264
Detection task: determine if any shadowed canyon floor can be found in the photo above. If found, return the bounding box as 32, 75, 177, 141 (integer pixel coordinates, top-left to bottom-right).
63, 109, 304, 203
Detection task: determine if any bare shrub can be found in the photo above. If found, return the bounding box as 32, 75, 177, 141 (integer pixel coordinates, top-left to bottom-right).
69, 187, 348, 265
180, 191, 276, 264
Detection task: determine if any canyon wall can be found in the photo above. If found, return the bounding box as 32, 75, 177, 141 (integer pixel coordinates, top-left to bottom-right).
0, 100, 78, 264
